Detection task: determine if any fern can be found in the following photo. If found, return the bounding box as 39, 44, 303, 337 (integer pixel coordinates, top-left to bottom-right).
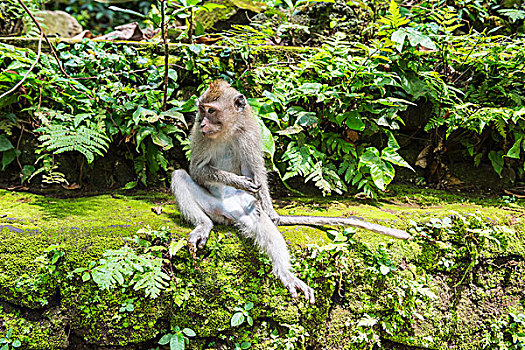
378, 0, 410, 29
282, 142, 345, 195
432, 7, 463, 33
424, 115, 447, 132
37, 124, 110, 163
91, 245, 170, 299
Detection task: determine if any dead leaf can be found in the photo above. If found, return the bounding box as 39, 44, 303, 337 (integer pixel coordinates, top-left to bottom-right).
95, 22, 159, 41
62, 183, 81, 190
72, 30, 92, 40
415, 144, 432, 168
7, 185, 29, 191
343, 129, 359, 143
195, 35, 222, 44
151, 206, 163, 215
445, 175, 463, 186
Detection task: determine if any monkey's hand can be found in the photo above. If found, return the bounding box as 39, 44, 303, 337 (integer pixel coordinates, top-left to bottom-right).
281, 274, 315, 304
236, 175, 261, 194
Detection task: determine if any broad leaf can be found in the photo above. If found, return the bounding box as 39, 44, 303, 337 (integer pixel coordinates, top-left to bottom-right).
506, 137, 522, 159
231, 312, 245, 327
488, 150, 504, 177
0, 134, 14, 151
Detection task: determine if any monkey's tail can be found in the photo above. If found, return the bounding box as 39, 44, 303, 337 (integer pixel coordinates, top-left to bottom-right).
277, 215, 411, 240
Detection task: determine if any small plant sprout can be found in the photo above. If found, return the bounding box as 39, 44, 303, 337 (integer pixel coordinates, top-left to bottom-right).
231, 302, 254, 327
0, 328, 21, 350
234, 341, 251, 350
158, 326, 196, 350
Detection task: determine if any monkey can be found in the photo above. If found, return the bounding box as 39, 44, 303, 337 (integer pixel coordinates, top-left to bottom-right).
171, 80, 411, 305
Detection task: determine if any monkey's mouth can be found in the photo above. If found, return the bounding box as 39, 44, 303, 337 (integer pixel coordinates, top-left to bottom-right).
201, 130, 219, 138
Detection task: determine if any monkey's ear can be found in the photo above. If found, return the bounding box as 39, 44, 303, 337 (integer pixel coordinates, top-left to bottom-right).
233, 94, 247, 111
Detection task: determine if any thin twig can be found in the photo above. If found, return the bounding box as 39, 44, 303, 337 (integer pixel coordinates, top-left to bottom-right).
15, 124, 25, 170
0, 31, 43, 101
15, 0, 70, 79
161, 0, 169, 111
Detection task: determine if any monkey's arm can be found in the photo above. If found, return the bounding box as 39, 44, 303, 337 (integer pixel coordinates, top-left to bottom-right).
278, 215, 411, 240
191, 164, 260, 193
239, 135, 280, 223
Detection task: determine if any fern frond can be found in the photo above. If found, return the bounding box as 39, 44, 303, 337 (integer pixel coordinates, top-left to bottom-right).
37, 124, 110, 163
91, 245, 169, 299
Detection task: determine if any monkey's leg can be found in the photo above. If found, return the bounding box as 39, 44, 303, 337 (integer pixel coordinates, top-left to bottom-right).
237, 210, 315, 304
171, 169, 222, 250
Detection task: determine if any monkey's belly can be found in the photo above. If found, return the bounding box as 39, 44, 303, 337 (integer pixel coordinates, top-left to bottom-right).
208, 185, 258, 223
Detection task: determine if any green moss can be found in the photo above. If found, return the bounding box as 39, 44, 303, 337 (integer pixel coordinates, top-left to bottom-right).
0, 306, 67, 349
1, 186, 525, 349
61, 284, 164, 345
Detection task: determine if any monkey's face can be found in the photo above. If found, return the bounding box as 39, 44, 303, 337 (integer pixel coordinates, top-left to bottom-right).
198, 104, 223, 138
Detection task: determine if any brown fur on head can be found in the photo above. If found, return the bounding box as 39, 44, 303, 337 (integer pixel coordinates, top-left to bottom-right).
196, 80, 249, 139
199, 79, 231, 103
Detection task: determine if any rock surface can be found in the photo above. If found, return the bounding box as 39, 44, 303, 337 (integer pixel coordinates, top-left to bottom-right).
0, 186, 523, 349
39, 11, 82, 38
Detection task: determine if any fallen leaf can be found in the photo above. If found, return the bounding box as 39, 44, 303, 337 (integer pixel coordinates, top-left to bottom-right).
151, 206, 163, 215
62, 183, 81, 190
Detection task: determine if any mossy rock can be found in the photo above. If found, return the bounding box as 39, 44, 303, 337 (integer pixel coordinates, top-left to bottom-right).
1, 187, 525, 349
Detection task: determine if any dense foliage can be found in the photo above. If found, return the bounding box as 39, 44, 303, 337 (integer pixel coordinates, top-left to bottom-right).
1, 0, 525, 197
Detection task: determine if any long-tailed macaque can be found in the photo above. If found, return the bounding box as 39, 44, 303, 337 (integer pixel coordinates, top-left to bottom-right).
171, 80, 411, 304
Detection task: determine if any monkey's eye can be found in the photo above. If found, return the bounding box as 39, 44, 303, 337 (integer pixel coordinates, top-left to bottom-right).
207, 107, 216, 114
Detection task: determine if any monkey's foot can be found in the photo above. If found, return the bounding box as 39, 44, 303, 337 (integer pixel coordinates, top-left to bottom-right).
188, 224, 212, 250
282, 275, 315, 304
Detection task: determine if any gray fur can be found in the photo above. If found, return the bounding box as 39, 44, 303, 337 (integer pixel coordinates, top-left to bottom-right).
172, 81, 314, 303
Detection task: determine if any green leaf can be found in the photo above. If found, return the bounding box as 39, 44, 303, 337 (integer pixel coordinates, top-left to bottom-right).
133, 107, 159, 124
506, 137, 522, 159
2, 149, 16, 170
381, 147, 414, 170
169, 238, 186, 257
488, 150, 504, 178
170, 333, 185, 350
201, 3, 226, 11
359, 148, 395, 190
136, 126, 154, 151
244, 301, 254, 311
406, 29, 436, 50
151, 132, 173, 150
391, 29, 407, 52
12, 339, 21, 348
182, 328, 196, 337
195, 21, 204, 36
167, 69, 178, 82
343, 111, 365, 131
0, 134, 14, 151
357, 314, 378, 328
240, 341, 251, 349
108, 6, 147, 18
189, 43, 203, 55
380, 264, 391, 275
298, 82, 322, 95
256, 117, 275, 158
231, 312, 245, 327
247, 315, 253, 326
123, 181, 137, 190
385, 131, 399, 150
82, 272, 91, 282
159, 334, 172, 345
296, 111, 318, 126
